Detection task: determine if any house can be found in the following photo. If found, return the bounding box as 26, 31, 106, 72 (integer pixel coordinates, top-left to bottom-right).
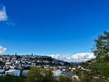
71, 67, 76, 72
62, 72, 79, 80
62, 72, 75, 77
21, 70, 29, 76
5, 62, 11, 65
0, 66, 2, 69
0, 69, 5, 76
43, 60, 50, 63
15, 60, 20, 64
5, 69, 20, 76
10, 66, 15, 69
0, 58, 3, 61
52, 69, 62, 76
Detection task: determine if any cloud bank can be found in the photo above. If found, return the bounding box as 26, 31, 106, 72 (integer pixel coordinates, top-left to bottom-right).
0, 46, 7, 55
50, 53, 96, 62
0, 6, 8, 21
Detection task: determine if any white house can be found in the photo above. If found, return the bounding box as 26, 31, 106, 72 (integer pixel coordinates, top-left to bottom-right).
0, 58, 3, 61
0, 69, 5, 76
0, 69, 5, 74
15, 60, 20, 64
5, 69, 20, 76
52, 69, 62, 76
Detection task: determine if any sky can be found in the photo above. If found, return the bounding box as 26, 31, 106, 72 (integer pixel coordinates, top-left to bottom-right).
0, 0, 109, 61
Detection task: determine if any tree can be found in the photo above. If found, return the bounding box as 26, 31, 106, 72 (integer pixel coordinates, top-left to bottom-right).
0, 76, 27, 82
58, 75, 72, 82
27, 67, 56, 82
93, 31, 109, 59
93, 31, 109, 79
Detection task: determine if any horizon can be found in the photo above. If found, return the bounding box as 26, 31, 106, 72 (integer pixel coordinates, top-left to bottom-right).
0, 52, 95, 62
0, 0, 109, 62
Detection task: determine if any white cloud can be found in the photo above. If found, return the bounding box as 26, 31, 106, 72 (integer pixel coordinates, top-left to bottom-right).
0, 5, 14, 26
0, 46, 7, 55
0, 6, 8, 21
50, 53, 96, 62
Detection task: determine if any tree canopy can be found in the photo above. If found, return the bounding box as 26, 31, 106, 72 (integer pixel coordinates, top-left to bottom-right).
93, 31, 109, 79
27, 67, 56, 82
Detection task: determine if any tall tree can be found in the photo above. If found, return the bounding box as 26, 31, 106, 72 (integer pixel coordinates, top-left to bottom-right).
93, 31, 109, 79
94, 31, 109, 60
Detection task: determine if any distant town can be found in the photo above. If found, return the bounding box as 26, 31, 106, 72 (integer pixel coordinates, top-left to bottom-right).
0, 54, 81, 78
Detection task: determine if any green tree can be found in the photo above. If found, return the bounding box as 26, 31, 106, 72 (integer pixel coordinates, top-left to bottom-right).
0, 76, 27, 82
93, 31, 109, 79
58, 75, 71, 82
27, 67, 56, 82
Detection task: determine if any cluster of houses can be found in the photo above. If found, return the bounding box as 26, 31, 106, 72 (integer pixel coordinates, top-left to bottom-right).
0, 55, 79, 80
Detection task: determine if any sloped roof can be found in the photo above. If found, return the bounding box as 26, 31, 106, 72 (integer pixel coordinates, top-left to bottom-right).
62, 72, 75, 77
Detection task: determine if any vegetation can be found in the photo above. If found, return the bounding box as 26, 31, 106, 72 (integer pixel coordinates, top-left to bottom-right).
73, 68, 107, 82
92, 31, 109, 79
0, 61, 5, 66
27, 67, 80, 82
73, 31, 109, 82
58, 75, 72, 82
27, 67, 56, 82
0, 75, 27, 82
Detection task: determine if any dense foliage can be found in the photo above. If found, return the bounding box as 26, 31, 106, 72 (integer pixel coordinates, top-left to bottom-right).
0, 61, 5, 66
58, 75, 72, 82
93, 31, 109, 79
72, 31, 109, 82
27, 67, 56, 82
0, 76, 27, 82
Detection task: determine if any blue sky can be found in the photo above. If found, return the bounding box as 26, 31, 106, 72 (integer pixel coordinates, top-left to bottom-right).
0, 0, 109, 55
